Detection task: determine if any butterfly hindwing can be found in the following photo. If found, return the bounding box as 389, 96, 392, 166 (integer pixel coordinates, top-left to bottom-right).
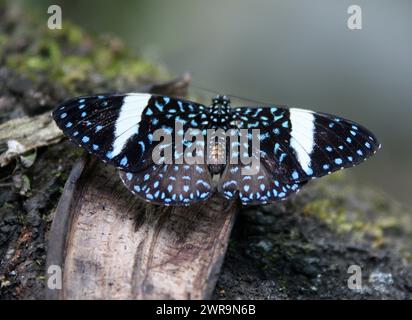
218, 153, 307, 205
119, 163, 213, 206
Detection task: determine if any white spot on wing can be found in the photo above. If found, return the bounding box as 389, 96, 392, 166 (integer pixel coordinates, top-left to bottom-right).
289, 108, 315, 175
111, 94, 151, 157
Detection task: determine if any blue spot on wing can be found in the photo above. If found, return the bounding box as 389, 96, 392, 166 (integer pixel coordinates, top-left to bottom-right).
120, 156, 128, 166
119, 162, 212, 206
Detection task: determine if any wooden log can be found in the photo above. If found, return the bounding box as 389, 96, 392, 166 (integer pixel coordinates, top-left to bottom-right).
46, 157, 238, 299
46, 74, 239, 299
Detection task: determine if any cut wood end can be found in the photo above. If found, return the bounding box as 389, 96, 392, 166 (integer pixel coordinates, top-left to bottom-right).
46, 157, 238, 300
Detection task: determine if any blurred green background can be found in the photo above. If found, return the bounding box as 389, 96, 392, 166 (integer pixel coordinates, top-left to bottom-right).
14, 0, 412, 205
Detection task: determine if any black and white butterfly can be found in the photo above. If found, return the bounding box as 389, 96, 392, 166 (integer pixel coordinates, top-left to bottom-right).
52, 93, 380, 206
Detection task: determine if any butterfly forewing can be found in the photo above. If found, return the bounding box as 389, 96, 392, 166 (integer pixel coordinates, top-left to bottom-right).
230, 106, 380, 185
53, 93, 208, 172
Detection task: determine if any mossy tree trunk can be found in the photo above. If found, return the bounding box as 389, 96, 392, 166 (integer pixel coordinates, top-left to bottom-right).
1, 3, 412, 300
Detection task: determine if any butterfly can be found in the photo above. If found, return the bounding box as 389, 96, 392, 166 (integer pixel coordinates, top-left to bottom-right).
52, 93, 380, 206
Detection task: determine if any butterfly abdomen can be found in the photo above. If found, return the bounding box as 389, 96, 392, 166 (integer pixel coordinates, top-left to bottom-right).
204, 95, 233, 175
207, 143, 227, 175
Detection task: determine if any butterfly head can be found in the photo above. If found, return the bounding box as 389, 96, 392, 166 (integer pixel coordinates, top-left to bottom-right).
212, 95, 231, 107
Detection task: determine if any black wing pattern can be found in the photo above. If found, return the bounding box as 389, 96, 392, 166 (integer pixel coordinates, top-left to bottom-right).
53, 93, 380, 206
53, 93, 215, 206
52, 93, 208, 172
219, 105, 380, 204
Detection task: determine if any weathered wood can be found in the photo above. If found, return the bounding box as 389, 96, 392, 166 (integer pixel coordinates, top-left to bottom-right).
46, 157, 238, 299
0, 113, 63, 167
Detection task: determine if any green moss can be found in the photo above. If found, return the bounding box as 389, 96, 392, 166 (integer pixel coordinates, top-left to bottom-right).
49, 21, 84, 45
304, 198, 363, 239
228, 239, 238, 249
300, 181, 406, 248
4, 11, 166, 95
303, 199, 347, 231
0, 34, 8, 54
2, 202, 15, 210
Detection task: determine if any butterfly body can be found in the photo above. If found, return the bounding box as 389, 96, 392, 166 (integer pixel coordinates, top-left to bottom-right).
205, 95, 232, 175
53, 92, 380, 206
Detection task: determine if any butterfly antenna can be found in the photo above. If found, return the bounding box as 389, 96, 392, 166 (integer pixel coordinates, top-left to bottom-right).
189, 83, 222, 96
191, 82, 277, 106
226, 93, 275, 106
